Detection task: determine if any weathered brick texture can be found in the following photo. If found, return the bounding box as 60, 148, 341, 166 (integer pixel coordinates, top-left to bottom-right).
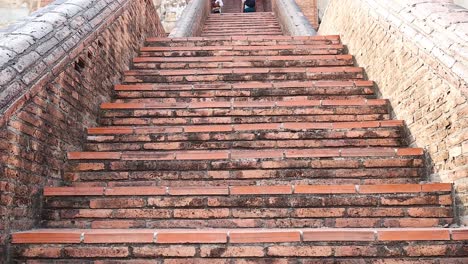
0, 0, 165, 261
319, 0, 468, 224
294, 0, 318, 29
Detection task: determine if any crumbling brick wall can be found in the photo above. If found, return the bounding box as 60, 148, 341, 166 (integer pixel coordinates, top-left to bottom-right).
319, 0, 468, 224
0, 0, 165, 260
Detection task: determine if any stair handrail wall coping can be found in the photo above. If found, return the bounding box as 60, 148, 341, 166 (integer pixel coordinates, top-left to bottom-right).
319, 0, 468, 224
272, 0, 316, 36
0, 0, 165, 261
168, 0, 211, 37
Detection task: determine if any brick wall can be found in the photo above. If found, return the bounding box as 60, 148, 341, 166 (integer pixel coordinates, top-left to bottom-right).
319, 0, 468, 224
294, 0, 318, 29
271, 0, 316, 36
0, 0, 165, 260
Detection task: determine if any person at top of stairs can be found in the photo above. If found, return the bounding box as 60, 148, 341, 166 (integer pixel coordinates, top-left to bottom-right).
243, 0, 256, 12
211, 0, 224, 13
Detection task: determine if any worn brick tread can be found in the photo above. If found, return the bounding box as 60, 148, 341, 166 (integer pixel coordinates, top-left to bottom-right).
101, 98, 385, 110
87, 120, 403, 135
12, 228, 467, 244
66, 147, 424, 161
44, 183, 451, 196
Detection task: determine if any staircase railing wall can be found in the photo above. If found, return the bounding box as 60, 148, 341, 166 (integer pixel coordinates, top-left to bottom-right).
0, 0, 165, 261
319, 0, 468, 225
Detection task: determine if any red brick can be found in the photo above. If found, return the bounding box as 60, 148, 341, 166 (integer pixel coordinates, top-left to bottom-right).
378, 229, 450, 241
68, 152, 121, 160
231, 150, 284, 159
64, 246, 129, 257
12, 230, 82, 243
200, 246, 265, 257
44, 187, 104, 196
303, 230, 375, 241
397, 148, 424, 156
168, 186, 229, 195
267, 246, 333, 257
421, 183, 452, 192
89, 198, 145, 208
358, 184, 421, 194
133, 245, 197, 257
88, 127, 134, 134
285, 149, 340, 158
295, 185, 356, 194
75, 163, 105, 171
18, 246, 63, 258
157, 230, 227, 243
230, 230, 300, 243
341, 148, 395, 157
84, 231, 154, 243
174, 208, 229, 218
176, 151, 229, 160
104, 187, 166, 196
404, 245, 448, 256
452, 229, 468, 240
230, 185, 292, 195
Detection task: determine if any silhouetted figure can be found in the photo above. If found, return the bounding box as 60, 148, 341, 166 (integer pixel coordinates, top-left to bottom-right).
242, 0, 255, 12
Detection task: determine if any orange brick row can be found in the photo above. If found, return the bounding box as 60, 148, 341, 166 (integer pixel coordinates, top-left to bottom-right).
43, 183, 451, 196
12, 228, 468, 244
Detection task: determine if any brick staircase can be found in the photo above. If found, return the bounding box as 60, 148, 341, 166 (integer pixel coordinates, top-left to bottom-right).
11, 12, 467, 262
202, 12, 282, 37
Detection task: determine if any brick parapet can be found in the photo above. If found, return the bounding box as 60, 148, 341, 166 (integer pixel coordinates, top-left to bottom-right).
294, 0, 318, 29
272, 0, 316, 36
319, 0, 468, 223
168, 0, 210, 37
0, 0, 165, 261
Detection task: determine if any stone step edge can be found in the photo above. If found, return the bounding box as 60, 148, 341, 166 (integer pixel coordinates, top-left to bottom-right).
140, 44, 344, 52
133, 54, 354, 63
100, 98, 385, 110
87, 120, 403, 135
123, 67, 362, 77
146, 35, 341, 42
67, 147, 423, 161
114, 80, 374, 91
43, 183, 452, 196
11, 227, 468, 244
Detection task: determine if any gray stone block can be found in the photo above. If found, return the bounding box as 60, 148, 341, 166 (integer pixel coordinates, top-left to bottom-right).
0, 67, 17, 86
12, 51, 41, 73
0, 34, 34, 54
0, 48, 16, 69
13, 22, 54, 40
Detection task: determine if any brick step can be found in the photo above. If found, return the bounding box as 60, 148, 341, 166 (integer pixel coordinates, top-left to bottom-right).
41, 184, 453, 228
122, 67, 364, 83
100, 115, 391, 126
206, 16, 277, 19
112, 94, 373, 103
139, 45, 345, 57
203, 25, 281, 29
100, 99, 388, 117
201, 28, 281, 31
86, 121, 402, 140
66, 148, 423, 162
207, 12, 276, 16
84, 138, 403, 152
102, 98, 387, 108
200, 32, 284, 37
204, 19, 279, 23
113, 81, 375, 99
201, 30, 283, 35
12, 228, 468, 261
115, 93, 373, 101
145, 35, 341, 47
132, 55, 354, 69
